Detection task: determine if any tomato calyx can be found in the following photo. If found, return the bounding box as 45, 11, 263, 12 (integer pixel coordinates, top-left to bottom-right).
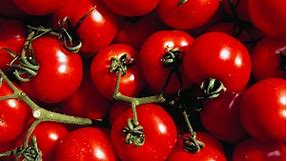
109, 54, 135, 75
122, 118, 145, 147
200, 77, 226, 99
275, 46, 286, 71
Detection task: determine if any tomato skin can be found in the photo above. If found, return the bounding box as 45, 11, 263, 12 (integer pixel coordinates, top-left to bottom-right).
0, 0, 26, 18
222, 0, 249, 21
201, 92, 247, 143
111, 104, 177, 161
240, 78, 286, 143
103, 0, 160, 16
13, 0, 67, 15
21, 36, 83, 103
167, 132, 227, 161
139, 30, 194, 94
0, 82, 31, 144
0, 19, 26, 71
91, 44, 143, 100
248, 0, 285, 39
251, 38, 285, 80
109, 102, 130, 124
232, 139, 286, 161
32, 122, 69, 161
56, 127, 118, 161
183, 32, 251, 92
157, 0, 220, 30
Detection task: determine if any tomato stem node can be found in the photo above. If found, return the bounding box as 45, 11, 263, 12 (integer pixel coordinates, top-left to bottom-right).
122, 118, 145, 147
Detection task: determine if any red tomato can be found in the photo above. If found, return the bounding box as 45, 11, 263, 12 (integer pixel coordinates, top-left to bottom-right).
21, 36, 83, 103
139, 30, 194, 94
157, 0, 220, 30
56, 127, 118, 161
62, 70, 111, 120
232, 139, 286, 161
111, 104, 177, 161
53, 0, 117, 56
183, 32, 251, 92
251, 38, 285, 80
248, 0, 285, 39
13, 0, 67, 15
90, 44, 143, 100
222, 0, 249, 21
0, 82, 31, 144
167, 132, 227, 161
109, 102, 130, 124
240, 78, 286, 143
200, 92, 247, 143
0, 19, 26, 70
33, 122, 69, 161
0, 0, 26, 18
103, 0, 160, 16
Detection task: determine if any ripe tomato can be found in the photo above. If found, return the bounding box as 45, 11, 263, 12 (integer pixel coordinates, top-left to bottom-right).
248, 0, 285, 39
53, 0, 117, 56
157, 0, 220, 30
111, 104, 177, 161
0, 19, 26, 70
0, 82, 31, 144
232, 138, 286, 161
56, 127, 118, 161
139, 30, 194, 94
240, 78, 286, 143
103, 0, 160, 16
13, 0, 67, 15
221, 0, 249, 21
32, 122, 69, 161
167, 132, 227, 161
90, 44, 143, 100
109, 102, 130, 124
183, 32, 251, 92
0, 0, 26, 18
200, 92, 247, 143
251, 38, 285, 80
21, 36, 83, 103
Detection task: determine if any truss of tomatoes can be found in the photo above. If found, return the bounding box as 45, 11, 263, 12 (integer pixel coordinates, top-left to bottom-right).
0, 0, 286, 161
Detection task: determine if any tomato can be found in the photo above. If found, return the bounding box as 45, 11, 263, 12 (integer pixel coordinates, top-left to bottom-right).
200, 92, 247, 143
157, 0, 220, 30
248, 0, 285, 39
222, 0, 249, 21
32, 122, 69, 161
251, 38, 285, 80
0, 19, 26, 71
13, 0, 67, 15
90, 44, 143, 100
232, 138, 286, 161
56, 127, 118, 161
21, 36, 83, 103
167, 132, 227, 161
103, 0, 160, 16
62, 70, 111, 120
183, 32, 251, 92
111, 104, 177, 161
109, 102, 130, 124
0, 82, 31, 144
139, 30, 194, 94
53, 0, 117, 56
0, 0, 26, 18
240, 78, 286, 143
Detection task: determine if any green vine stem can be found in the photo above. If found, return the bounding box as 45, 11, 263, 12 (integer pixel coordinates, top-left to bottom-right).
177, 0, 188, 6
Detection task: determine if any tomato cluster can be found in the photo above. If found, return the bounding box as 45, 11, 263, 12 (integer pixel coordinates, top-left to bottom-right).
0, 0, 286, 161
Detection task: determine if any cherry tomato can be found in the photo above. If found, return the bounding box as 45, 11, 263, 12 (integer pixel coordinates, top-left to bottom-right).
157, 0, 220, 30
56, 127, 118, 161
33, 122, 69, 161
240, 78, 286, 143
232, 138, 286, 161
103, 0, 160, 16
222, 0, 249, 21
13, 0, 67, 15
0, 82, 31, 144
0, 0, 26, 18
167, 132, 227, 161
200, 92, 247, 143
109, 102, 130, 124
0, 19, 26, 71
139, 30, 194, 94
21, 36, 83, 103
251, 38, 285, 80
183, 32, 251, 92
90, 44, 143, 100
248, 0, 285, 39
111, 104, 177, 161
53, 0, 117, 56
